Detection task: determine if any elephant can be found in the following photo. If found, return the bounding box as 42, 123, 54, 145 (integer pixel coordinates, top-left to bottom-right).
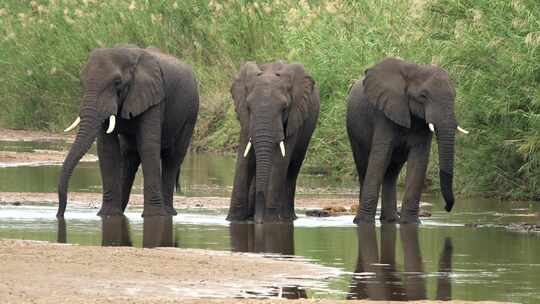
346, 58, 468, 224
226, 61, 320, 223
229, 223, 307, 299
101, 215, 132, 247
348, 224, 453, 300
57, 45, 199, 218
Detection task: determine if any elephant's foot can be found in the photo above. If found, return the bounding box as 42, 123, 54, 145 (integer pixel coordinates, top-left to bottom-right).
164, 205, 178, 216
97, 205, 123, 216
142, 204, 169, 217
226, 205, 251, 222
281, 212, 297, 222
281, 205, 298, 222
263, 208, 281, 223
399, 212, 421, 224
353, 212, 375, 224
380, 211, 400, 223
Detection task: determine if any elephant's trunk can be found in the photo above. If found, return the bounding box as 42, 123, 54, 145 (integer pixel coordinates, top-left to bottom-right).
252, 109, 275, 223
436, 125, 456, 212
57, 89, 101, 217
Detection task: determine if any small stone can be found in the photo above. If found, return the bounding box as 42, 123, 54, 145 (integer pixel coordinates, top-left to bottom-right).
419, 210, 432, 217
305, 209, 331, 217
323, 206, 347, 214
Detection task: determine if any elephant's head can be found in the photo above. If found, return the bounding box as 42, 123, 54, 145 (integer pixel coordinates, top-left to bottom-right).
57, 46, 164, 217
231, 62, 315, 212
363, 58, 467, 212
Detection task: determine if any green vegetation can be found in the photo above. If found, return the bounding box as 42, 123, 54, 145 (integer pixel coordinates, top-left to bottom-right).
0, 0, 539, 199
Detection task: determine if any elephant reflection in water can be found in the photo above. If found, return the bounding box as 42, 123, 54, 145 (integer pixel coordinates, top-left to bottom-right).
229, 223, 306, 299
57, 218, 67, 244
142, 215, 174, 248
101, 215, 133, 246
348, 224, 453, 301
98, 215, 174, 248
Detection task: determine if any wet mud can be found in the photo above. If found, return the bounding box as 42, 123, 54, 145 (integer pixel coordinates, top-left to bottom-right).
0, 239, 337, 303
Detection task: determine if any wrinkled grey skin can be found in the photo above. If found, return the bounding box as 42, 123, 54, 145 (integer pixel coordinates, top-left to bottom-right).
347, 58, 459, 224
348, 224, 453, 300
57, 45, 199, 218
226, 62, 320, 223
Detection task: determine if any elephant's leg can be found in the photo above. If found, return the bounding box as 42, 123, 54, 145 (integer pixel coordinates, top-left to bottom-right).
354, 141, 393, 224
97, 132, 123, 216
380, 161, 404, 223
161, 122, 195, 216
283, 143, 307, 221
400, 224, 426, 300
247, 176, 256, 218
350, 139, 369, 207
400, 143, 430, 224
120, 134, 140, 212
137, 106, 167, 217
284, 174, 298, 221
227, 133, 255, 221
264, 134, 298, 223
265, 158, 289, 222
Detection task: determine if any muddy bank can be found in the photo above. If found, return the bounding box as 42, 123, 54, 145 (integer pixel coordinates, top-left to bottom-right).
0, 191, 432, 211
0, 239, 336, 303
0, 150, 96, 167
0, 239, 506, 304
0, 128, 74, 142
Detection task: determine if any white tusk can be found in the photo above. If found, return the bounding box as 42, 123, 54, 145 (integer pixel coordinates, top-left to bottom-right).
243, 138, 252, 158
106, 115, 116, 134
64, 116, 81, 132
428, 123, 435, 132
457, 126, 469, 134
279, 141, 286, 157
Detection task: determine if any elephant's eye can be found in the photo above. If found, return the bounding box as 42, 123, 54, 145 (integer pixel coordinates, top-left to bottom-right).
418, 90, 429, 102
114, 77, 123, 88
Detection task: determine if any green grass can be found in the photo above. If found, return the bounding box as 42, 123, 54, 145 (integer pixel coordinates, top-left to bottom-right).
1, 0, 539, 200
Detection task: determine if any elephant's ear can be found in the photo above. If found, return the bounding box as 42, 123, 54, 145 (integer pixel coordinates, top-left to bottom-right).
230, 62, 261, 128
283, 64, 315, 137
121, 52, 164, 119
363, 58, 411, 128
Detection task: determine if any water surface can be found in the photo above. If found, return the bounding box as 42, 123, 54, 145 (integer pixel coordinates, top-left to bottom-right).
1, 202, 540, 303
1, 140, 540, 302
0, 140, 355, 196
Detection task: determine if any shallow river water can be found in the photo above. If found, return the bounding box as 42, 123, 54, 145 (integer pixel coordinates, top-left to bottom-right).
1, 140, 540, 302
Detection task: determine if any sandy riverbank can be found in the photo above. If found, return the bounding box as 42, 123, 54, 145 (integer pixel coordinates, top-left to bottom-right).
0, 150, 97, 167
0, 240, 506, 304
0, 128, 74, 142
